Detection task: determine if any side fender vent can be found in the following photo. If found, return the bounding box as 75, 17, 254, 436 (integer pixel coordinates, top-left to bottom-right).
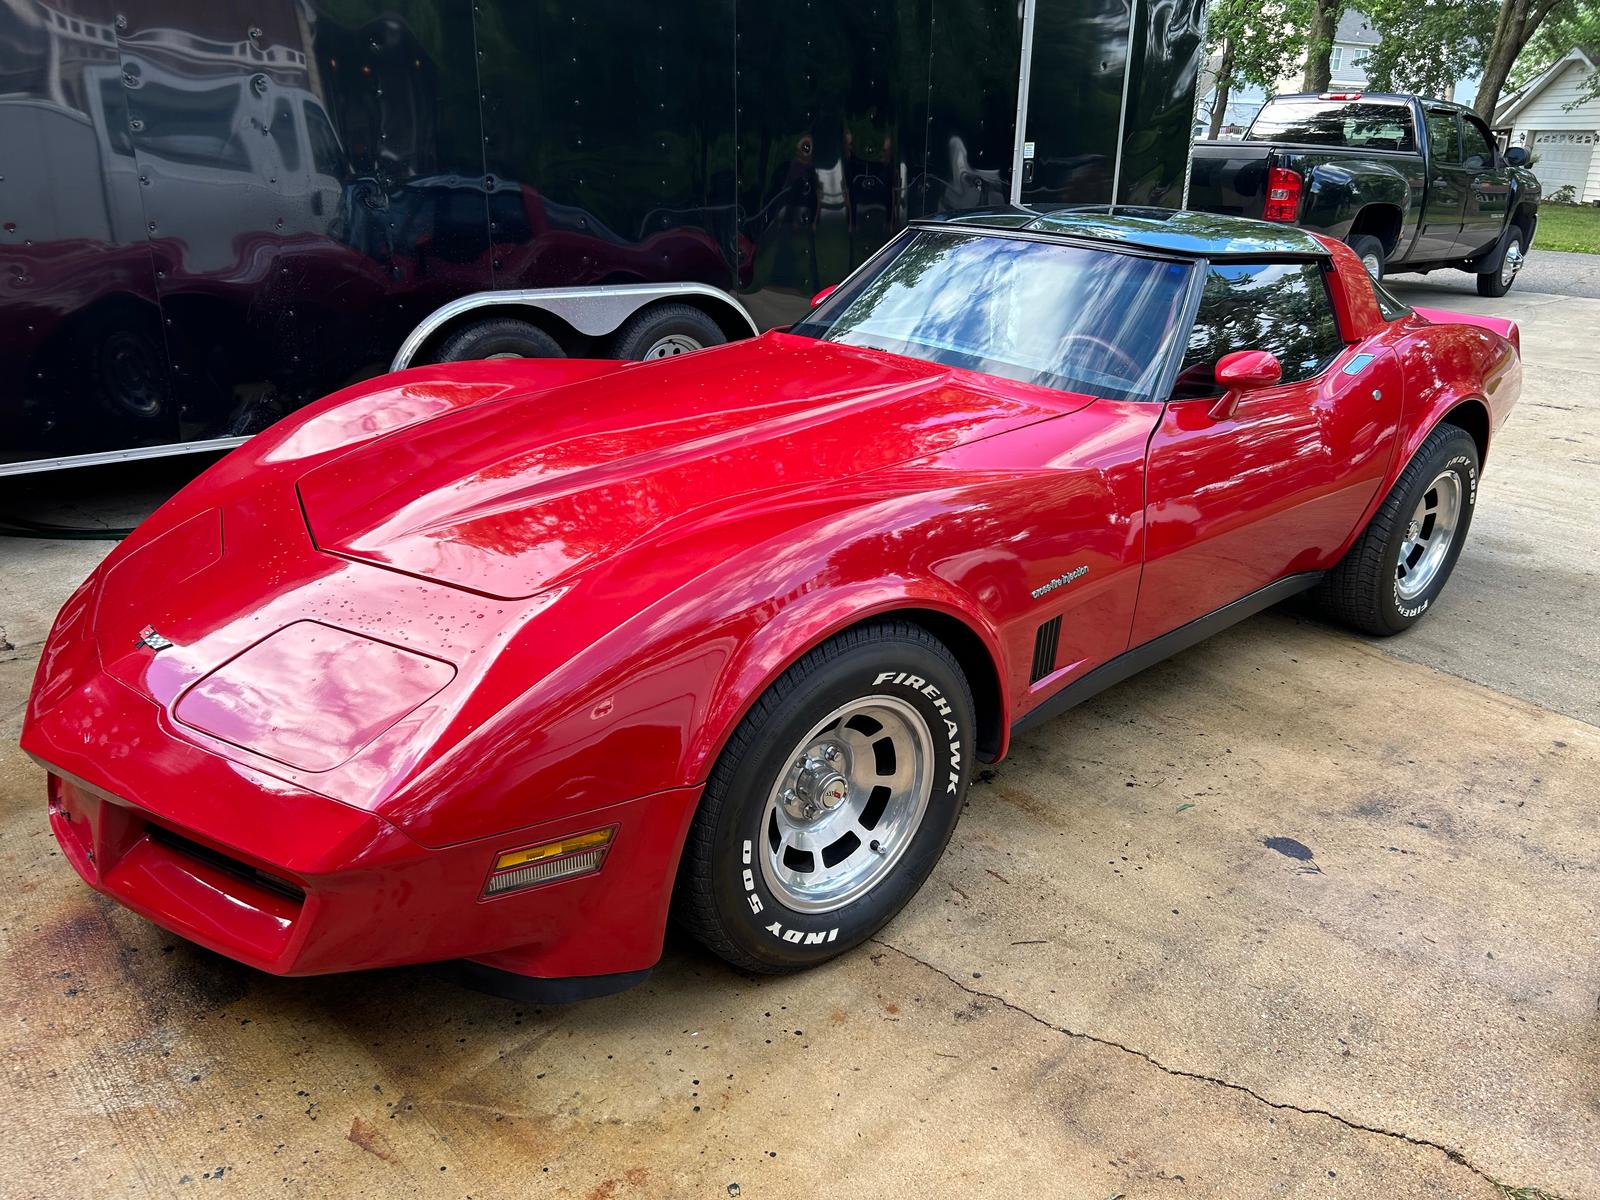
1030, 616, 1062, 683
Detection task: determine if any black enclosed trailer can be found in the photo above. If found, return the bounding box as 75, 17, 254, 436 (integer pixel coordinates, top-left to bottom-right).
0, 0, 1205, 475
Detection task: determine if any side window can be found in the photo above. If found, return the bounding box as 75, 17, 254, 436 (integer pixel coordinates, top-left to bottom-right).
1172, 262, 1346, 399
1461, 117, 1495, 169
1427, 110, 1462, 164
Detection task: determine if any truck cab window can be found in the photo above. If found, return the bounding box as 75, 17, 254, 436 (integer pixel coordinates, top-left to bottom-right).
1171, 261, 1346, 399
1426, 110, 1462, 164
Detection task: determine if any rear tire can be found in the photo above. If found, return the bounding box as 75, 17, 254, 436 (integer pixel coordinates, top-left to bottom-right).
1476, 229, 1524, 298
675, 621, 975, 973
1314, 424, 1478, 636
1347, 234, 1386, 280
609, 303, 725, 361
429, 317, 565, 363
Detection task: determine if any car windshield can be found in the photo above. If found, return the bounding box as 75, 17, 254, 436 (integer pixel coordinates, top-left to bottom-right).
792, 230, 1194, 402
1245, 99, 1417, 152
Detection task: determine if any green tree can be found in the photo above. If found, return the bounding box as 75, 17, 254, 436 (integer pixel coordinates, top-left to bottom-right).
1363, 0, 1581, 120
1506, 3, 1600, 107
1301, 0, 1346, 93
1203, 0, 1315, 137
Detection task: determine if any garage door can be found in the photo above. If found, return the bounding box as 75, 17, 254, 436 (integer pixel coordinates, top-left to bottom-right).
1532, 130, 1596, 197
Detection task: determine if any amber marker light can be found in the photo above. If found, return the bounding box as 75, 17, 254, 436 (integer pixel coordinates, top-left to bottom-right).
482, 827, 616, 898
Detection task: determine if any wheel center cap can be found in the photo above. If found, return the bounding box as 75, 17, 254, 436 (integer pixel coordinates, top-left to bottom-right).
819, 775, 849, 810
1405, 518, 1422, 541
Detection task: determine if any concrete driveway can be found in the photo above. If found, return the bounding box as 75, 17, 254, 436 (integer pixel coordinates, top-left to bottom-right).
1, 283, 1596, 1199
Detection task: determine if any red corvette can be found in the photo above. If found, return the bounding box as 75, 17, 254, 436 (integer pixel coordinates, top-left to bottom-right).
23, 209, 1521, 1000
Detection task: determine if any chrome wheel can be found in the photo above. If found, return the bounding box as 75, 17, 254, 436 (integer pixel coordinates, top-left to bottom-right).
1501, 237, 1524, 288
1361, 251, 1382, 279
642, 333, 703, 358
1395, 470, 1463, 601
758, 696, 934, 914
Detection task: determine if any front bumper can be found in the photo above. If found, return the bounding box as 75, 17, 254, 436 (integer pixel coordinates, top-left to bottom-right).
26, 669, 699, 984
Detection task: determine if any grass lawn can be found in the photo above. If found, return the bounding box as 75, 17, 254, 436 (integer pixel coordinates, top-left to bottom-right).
1533, 202, 1600, 254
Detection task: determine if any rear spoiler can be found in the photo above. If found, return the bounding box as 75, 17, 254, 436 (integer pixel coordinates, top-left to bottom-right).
1411, 306, 1521, 356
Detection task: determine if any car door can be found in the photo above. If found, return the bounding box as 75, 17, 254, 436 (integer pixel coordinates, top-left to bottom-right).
1457, 113, 1511, 257
1130, 259, 1402, 645
1418, 108, 1470, 260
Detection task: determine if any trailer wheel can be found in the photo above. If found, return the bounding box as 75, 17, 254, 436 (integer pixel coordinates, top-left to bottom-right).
610, 303, 726, 360
429, 316, 565, 363
72, 308, 171, 427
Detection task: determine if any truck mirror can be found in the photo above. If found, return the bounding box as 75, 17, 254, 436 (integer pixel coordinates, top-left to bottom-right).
1504, 146, 1529, 167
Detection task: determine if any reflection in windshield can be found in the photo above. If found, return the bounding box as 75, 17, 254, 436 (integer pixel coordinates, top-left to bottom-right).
794, 231, 1192, 402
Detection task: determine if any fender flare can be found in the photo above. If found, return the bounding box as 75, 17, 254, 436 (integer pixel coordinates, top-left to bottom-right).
1338, 393, 1492, 562
390, 283, 760, 370
680, 581, 1013, 791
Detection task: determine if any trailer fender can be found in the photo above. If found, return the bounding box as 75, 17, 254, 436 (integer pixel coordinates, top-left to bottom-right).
390, 283, 760, 371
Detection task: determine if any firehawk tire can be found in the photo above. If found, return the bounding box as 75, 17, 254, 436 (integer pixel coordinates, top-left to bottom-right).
1315, 423, 1479, 636
429, 317, 565, 363
676, 621, 976, 973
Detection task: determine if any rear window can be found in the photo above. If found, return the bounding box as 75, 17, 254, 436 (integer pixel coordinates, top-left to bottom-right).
1245, 99, 1416, 152
1370, 275, 1411, 322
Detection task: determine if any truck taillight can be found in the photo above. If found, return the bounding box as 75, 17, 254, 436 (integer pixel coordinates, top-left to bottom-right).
1264, 166, 1303, 222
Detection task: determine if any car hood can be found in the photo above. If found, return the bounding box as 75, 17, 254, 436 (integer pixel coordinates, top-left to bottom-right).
297, 333, 1071, 599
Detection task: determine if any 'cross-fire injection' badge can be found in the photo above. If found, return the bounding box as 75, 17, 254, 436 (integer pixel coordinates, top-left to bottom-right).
1031, 565, 1088, 600
135, 625, 174, 651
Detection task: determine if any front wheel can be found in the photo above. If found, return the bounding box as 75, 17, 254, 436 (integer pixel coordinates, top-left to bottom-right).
1315, 423, 1478, 635
675, 621, 975, 973
1476, 230, 1525, 297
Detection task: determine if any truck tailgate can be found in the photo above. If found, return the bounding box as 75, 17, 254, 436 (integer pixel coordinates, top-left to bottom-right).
1187, 141, 1272, 218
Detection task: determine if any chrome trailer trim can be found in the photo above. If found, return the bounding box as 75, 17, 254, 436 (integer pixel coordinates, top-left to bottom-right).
0, 435, 250, 479
1008, 0, 1039, 207
389, 282, 761, 372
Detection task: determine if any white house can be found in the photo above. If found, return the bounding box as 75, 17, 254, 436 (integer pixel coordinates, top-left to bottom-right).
1495, 47, 1600, 203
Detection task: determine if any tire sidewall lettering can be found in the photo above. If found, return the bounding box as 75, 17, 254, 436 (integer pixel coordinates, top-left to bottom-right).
726, 658, 972, 952
1390, 445, 1477, 622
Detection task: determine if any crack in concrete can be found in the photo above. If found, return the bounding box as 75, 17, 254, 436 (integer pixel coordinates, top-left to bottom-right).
872, 938, 1569, 1199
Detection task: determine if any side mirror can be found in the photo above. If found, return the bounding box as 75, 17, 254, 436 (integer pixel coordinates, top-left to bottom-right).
810, 284, 838, 307
1208, 349, 1282, 419
1505, 145, 1530, 167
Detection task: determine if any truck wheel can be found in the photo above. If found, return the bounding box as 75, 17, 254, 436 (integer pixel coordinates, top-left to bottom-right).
674, 621, 975, 973
1476, 230, 1524, 298
429, 317, 565, 363
609, 303, 725, 360
1347, 235, 1386, 280
1314, 424, 1478, 636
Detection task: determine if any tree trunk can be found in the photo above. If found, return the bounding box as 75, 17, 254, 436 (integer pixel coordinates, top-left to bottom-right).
1209, 39, 1236, 138
1302, 0, 1340, 93
1474, 0, 1566, 122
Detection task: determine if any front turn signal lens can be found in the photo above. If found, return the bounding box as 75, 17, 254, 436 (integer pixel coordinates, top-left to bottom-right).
483, 827, 615, 898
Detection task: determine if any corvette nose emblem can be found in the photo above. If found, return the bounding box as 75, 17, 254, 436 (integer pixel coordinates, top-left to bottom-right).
135, 626, 174, 652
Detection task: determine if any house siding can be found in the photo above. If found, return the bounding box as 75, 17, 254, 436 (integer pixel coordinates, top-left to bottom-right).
1504, 58, 1600, 201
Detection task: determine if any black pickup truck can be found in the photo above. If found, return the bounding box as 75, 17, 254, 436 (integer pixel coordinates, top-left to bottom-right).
1189, 92, 1541, 296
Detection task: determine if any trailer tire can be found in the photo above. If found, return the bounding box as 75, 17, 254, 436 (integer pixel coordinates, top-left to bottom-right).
610, 303, 726, 360
429, 317, 565, 363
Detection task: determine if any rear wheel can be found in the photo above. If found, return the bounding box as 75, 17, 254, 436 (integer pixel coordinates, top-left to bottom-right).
1347, 234, 1386, 281
1315, 424, 1478, 635
675, 621, 975, 973
429, 316, 565, 363
609, 303, 725, 361
1476, 229, 1525, 297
